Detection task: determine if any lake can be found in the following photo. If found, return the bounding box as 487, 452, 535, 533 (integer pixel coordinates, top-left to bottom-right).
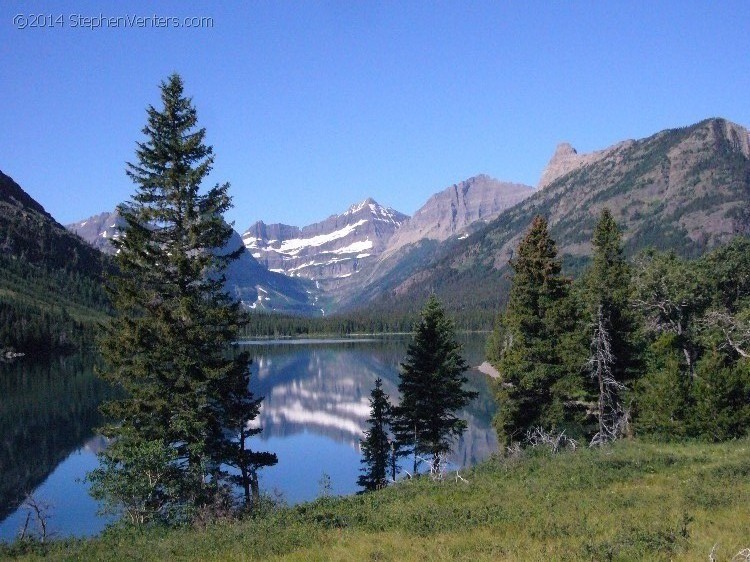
0, 334, 497, 540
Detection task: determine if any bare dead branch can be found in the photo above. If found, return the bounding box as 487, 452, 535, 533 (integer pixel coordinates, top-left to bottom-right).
702, 310, 750, 358
588, 305, 628, 446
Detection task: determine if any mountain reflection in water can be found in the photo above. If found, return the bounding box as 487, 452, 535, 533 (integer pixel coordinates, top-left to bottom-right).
0, 334, 497, 538
244, 335, 498, 500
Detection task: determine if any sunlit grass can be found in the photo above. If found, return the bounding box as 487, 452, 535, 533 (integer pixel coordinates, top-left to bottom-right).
5, 439, 749, 561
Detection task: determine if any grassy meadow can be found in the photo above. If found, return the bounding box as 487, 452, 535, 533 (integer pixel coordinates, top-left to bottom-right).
4, 438, 749, 561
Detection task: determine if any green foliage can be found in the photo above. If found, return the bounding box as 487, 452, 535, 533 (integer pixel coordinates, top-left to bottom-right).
691, 348, 750, 441
634, 334, 692, 439
0, 254, 110, 354
490, 210, 750, 446
88, 435, 181, 525
392, 295, 478, 473
9, 440, 750, 560
632, 238, 750, 441
492, 216, 583, 444
91, 74, 274, 525
358, 378, 395, 491
581, 210, 642, 443
220, 360, 278, 509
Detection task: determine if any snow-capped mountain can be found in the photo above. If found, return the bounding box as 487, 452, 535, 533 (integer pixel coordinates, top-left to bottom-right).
66, 210, 319, 315
242, 198, 408, 290
66, 210, 124, 254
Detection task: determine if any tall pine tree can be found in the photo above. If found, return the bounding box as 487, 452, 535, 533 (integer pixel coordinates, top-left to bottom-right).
358, 378, 394, 491
491, 215, 581, 445
89, 74, 274, 523
392, 295, 477, 475
583, 209, 639, 443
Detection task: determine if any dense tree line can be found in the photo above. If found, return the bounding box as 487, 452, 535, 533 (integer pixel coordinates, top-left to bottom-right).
488, 211, 750, 445
240, 309, 418, 338
0, 255, 110, 354
241, 302, 495, 339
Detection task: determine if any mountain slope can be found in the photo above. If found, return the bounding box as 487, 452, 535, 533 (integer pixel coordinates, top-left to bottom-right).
0, 170, 111, 352
67, 209, 318, 315
352, 118, 750, 323
384, 174, 533, 254
242, 198, 408, 291
1, 171, 107, 277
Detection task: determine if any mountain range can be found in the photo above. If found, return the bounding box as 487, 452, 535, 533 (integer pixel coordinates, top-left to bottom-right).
68, 173, 534, 313
5, 116, 749, 329
360, 117, 750, 323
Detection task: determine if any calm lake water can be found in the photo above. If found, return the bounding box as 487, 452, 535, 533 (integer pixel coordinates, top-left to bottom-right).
0, 334, 497, 540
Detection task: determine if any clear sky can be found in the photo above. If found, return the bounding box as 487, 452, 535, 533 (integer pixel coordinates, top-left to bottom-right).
1, 1, 749, 230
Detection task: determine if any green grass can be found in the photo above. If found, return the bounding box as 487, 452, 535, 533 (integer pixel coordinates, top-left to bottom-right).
5, 439, 750, 561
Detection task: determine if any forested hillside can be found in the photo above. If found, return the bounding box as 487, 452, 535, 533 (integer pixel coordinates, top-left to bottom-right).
0, 171, 111, 354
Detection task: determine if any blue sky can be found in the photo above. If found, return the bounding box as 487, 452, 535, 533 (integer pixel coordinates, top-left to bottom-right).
1, 1, 749, 230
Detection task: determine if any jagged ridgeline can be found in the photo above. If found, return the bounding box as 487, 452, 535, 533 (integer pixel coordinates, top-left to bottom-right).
0, 171, 111, 353
35, 116, 750, 330
361, 118, 750, 323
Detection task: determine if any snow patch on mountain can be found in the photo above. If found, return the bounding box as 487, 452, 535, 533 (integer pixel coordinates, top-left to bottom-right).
241, 198, 408, 289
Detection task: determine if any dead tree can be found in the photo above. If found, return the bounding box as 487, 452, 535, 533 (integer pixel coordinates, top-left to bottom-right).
18, 494, 52, 543
702, 310, 750, 359
588, 305, 628, 446
525, 427, 578, 453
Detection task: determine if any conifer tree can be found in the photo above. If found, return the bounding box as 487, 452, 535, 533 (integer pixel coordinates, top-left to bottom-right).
392, 295, 477, 475
584, 209, 639, 443
90, 74, 274, 523
220, 359, 278, 510
358, 378, 394, 491
492, 215, 580, 445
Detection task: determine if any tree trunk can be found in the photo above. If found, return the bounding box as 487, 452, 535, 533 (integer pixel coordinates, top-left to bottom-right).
412, 424, 418, 476
250, 470, 260, 509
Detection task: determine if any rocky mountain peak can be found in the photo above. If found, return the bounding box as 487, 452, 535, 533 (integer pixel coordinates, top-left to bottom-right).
537, 142, 583, 189
553, 142, 578, 158
384, 174, 533, 255
66, 210, 123, 254
241, 198, 408, 289
537, 139, 634, 189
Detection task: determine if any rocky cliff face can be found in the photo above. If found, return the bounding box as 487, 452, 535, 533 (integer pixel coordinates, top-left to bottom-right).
242, 198, 408, 290
537, 140, 635, 189
66, 210, 123, 254
385, 175, 533, 254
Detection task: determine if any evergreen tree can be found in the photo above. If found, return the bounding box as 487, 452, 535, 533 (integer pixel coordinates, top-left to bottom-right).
358, 378, 394, 491
220, 358, 278, 510
583, 209, 640, 443
632, 250, 707, 381
89, 74, 274, 523
392, 295, 477, 475
491, 215, 581, 445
